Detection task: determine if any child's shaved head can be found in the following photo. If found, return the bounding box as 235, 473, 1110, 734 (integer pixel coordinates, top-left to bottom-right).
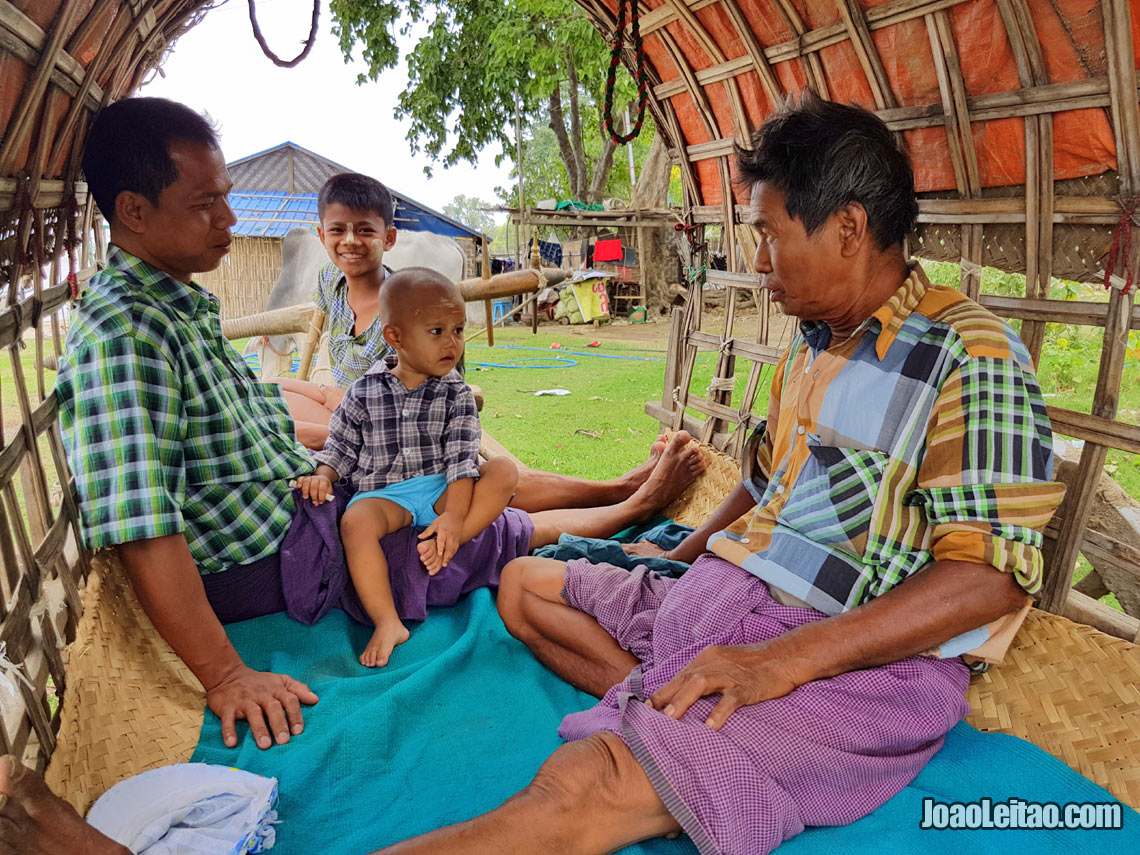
379, 267, 464, 328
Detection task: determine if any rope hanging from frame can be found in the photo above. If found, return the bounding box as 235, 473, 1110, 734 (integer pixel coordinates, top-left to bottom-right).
602, 0, 650, 146
1103, 197, 1140, 295
247, 0, 320, 68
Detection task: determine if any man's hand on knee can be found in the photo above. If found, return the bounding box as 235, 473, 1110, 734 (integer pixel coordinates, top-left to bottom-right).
650, 640, 801, 730
205, 664, 319, 749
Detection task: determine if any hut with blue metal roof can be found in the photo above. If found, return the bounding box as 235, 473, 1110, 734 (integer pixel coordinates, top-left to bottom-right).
197, 141, 484, 317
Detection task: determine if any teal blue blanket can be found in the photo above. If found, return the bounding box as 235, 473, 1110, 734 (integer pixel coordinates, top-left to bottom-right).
191, 592, 1137, 853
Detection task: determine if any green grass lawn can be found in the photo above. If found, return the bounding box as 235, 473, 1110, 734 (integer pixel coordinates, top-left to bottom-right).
467, 328, 739, 479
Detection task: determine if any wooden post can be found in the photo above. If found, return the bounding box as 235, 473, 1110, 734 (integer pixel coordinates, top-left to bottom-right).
297, 311, 325, 382
530, 229, 541, 334
636, 224, 647, 305
482, 237, 494, 347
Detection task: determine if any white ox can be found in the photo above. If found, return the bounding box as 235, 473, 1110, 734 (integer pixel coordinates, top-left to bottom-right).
245, 227, 468, 379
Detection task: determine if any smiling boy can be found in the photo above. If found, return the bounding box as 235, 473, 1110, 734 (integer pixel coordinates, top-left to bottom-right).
314, 172, 398, 388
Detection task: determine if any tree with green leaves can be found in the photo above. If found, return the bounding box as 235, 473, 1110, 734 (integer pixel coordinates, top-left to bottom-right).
442, 194, 497, 234
331, 0, 649, 204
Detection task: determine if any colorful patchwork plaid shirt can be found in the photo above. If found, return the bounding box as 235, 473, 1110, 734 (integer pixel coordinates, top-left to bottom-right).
314, 262, 392, 388
57, 247, 314, 574
710, 265, 1065, 618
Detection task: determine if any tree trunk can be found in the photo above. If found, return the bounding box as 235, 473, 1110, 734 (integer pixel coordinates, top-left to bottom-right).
566, 52, 589, 199
548, 87, 583, 200
630, 132, 676, 313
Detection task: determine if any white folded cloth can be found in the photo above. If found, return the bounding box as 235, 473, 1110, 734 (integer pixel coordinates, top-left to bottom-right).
87, 763, 279, 854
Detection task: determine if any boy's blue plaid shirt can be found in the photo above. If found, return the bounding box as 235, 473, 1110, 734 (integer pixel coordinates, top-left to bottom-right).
314, 358, 481, 492
57, 247, 313, 574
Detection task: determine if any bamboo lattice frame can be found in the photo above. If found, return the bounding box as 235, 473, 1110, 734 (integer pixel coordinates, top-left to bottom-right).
0, 0, 1137, 811
0, 0, 211, 772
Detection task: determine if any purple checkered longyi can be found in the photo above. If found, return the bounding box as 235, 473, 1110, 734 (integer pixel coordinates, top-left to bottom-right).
558, 554, 971, 855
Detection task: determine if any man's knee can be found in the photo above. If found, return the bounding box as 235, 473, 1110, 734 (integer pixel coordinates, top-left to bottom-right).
525, 732, 678, 841
497, 557, 564, 641
480, 456, 519, 491
528, 732, 629, 809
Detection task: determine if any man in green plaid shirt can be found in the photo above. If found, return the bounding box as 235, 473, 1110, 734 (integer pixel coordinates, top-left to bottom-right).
56, 97, 702, 756
57, 98, 321, 751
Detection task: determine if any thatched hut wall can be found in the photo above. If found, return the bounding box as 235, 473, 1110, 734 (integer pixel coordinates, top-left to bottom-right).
195, 234, 283, 320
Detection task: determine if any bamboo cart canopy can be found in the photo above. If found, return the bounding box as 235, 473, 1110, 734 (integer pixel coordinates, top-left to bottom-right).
1, 0, 1139, 811
577, 0, 1140, 285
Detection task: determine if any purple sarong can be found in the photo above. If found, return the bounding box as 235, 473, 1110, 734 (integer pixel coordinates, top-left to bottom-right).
205, 485, 535, 625
558, 554, 971, 855
280, 485, 535, 624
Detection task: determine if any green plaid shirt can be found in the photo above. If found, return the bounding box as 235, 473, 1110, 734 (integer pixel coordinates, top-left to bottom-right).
57, 246, 313, 574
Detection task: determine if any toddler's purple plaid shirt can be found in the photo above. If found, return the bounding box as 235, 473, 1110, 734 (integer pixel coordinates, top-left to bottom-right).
315, 358, 481, 491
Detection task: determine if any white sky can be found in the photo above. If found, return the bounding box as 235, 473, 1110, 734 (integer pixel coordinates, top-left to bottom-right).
139, 0, 513, 220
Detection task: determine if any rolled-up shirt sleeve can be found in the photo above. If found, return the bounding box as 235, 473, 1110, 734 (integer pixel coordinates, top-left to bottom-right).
442, 386, 481, 484
909, 356, 1065, 594
58, 336, 186, 548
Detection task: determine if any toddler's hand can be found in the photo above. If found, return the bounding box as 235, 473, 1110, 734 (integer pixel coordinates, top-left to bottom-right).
291, 474, 334, 506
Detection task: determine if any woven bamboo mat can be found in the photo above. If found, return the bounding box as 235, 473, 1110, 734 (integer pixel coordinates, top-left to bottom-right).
965, 609, 1140, 808
663, 438, 745, 530
44, 552, 204, 815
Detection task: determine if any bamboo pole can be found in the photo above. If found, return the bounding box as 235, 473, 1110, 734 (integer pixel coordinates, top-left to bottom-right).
296, 311, 325, 382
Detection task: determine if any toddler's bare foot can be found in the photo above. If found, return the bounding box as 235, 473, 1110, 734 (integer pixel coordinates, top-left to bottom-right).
0, 755, 128, 855
416, 538, 444, 575
359, 620, 410, 668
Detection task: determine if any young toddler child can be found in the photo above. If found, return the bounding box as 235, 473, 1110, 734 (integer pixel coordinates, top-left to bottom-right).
295, 267, 517, 667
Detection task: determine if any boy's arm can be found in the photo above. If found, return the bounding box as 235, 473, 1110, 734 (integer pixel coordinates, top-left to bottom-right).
422, 388, 482, 569
440, 386, 482, 485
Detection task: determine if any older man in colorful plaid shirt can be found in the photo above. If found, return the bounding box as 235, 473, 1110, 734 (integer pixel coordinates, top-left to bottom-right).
369, 97, 1067, 855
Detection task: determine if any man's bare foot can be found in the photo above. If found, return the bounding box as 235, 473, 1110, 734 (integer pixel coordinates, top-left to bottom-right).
360, 619, 411, 667
615, 433, 669, 496
0, 755, 128, 855
626, 430, 704, 518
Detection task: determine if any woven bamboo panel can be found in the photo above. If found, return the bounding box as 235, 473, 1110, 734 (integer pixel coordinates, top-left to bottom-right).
195, 234, 286, 319
663, 436, 744, 528
965, 609, 1140, 808
43, 552, 203, 815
